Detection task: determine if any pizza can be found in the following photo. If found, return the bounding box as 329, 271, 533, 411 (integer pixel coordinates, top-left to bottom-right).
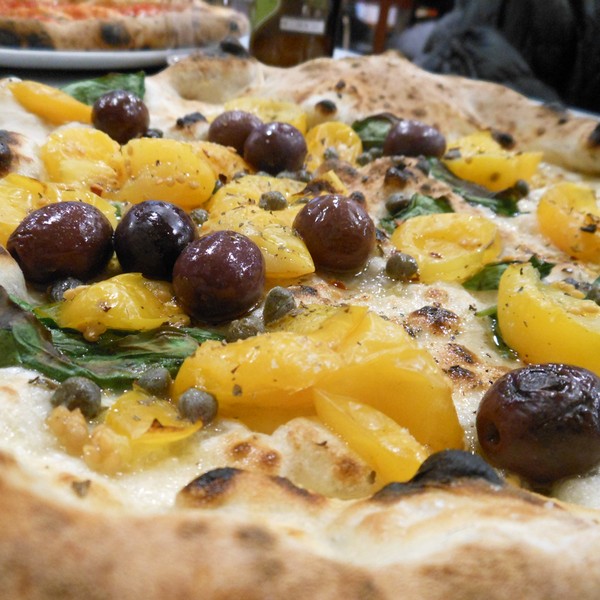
0, 47, 599, 598
0, 0, 248, 51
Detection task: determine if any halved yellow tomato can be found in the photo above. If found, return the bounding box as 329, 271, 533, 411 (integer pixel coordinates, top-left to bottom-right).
537, 182, 600, 263
497, 263, 600, 375
105, 390, 202, 446
314, 390, 430, 484
443, 131, 542, 192
172, 332, 343, 413
40, 273, 187, 340
0, 175, 41, 246
305, 122, 363, 171
41, 126, 124, 190
391, 212, 502, 283
9, 80, 92, 125
109, 138, 216, 209
314, 311, 464, 452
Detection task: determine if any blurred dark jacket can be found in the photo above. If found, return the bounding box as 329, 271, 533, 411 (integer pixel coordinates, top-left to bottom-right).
395, 0, 600, 112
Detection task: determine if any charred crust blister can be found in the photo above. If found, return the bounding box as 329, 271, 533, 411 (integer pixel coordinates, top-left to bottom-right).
406, 305, 461, 336
176, 112, 208, 129
315, 99, 337, 116
371, 450, 504, 502
100, 22, 132, 47
587, 123, 600, 149
178, 467, 241, 505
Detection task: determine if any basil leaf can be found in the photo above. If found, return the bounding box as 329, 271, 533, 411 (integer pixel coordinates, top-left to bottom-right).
528, 255, 555, 279
463, 262, 514, 291
463, 256, 556, 291
427, 158, 525, 217
475, 305, 517, 359
62, 71, 146, 105
352, 113, 398, 150
1, 287, 222, 390
379, 192, 454, 234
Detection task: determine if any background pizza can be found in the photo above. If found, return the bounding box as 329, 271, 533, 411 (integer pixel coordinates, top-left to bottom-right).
0, 0, 249, 50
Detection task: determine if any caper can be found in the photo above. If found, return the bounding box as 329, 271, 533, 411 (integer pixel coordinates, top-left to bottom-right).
51, 377, 102, 419
47, 277, 83, 302
586, 281, 600, 306
323, 147, 339, 161
263, 286, 296, 325
259, 190, 287, 211
225, 315, 265, 341
135, 367, 172, 398
178, 388, 218, 425
189, 208, 209, 226
385, 252, 419, 281
385, 192, 411, 215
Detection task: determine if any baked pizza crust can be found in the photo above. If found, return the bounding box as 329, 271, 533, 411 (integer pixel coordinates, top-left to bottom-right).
153, 51, 600, 174
0, 50, 600, 598
2, 449, 600, 600
0, 1, 248, 51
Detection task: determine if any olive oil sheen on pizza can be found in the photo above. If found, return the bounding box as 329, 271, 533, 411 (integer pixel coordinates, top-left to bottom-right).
249, 0, 341, 66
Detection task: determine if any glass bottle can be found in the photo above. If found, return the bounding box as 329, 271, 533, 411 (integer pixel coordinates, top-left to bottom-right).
249, 0, 341, 67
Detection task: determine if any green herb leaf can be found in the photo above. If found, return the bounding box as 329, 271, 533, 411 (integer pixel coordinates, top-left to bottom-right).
1, 288, 222, 390
352, 113, 398, 150
475, 305, 518, 359
463, 255, 555, 291
62, 71, 146, 105
463, 262, 514, 291
427, 158, 525, 217
379, 192, 454, 234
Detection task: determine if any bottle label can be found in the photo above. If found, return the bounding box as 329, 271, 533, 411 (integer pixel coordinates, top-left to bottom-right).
279, 16, 326, 34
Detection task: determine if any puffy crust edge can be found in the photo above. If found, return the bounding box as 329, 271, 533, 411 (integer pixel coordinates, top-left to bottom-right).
2, 451, 600, 600
0, 3, 248, 51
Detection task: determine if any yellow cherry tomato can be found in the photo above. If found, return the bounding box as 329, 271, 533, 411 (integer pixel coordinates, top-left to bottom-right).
443, 131, 542, 192
497, 263, 600, 375
391, 212, 502, 283
41, 126, 124, 190
223, 97, 308, 134
0, 175, 40, 246
9, 80, 92, 125
315, 311, 464, 452
305, 122, 363, 171
537, 182, 600, 263
314, 389, 430, 484
109, 138, 216, 209
41, 273, 187, 340
105, 390, 202, 446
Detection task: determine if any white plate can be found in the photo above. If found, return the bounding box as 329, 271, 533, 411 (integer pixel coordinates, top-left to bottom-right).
0, 47, 194, 70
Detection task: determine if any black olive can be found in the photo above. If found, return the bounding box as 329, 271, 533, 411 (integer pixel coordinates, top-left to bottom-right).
244, 122, 307, 175
114, 200, 196, 281
476, 363, 600, 483
51, 377, 102, 419
263, 286, 296, 324
208, 110, 262, 155
135, 367, 173, 399
7, 201, 113, 284
172, 230, 265, 323
383, 120, 446, 158
178, 388, 218, 425
47, 277, 83, 302
259, 190, 287, 211
293, 194, 376, 273
385, 252, 419, 281
92, 90, 150, 145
